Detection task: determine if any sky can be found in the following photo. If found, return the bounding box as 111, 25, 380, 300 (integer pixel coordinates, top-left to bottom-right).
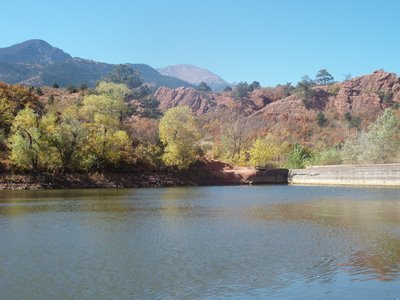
1, 0, 400, 86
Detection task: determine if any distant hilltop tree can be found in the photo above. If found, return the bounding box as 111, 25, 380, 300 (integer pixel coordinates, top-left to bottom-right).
233, 81, 250, 105
197, 81, 212, 93
315, 69, 334, 85
249, 81, 261, 92
223, 85, 232, 92
106, 64, 143, 89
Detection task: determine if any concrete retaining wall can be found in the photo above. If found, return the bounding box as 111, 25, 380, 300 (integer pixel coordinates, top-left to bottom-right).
288, 164, 400, 186
247, 168, 288, 184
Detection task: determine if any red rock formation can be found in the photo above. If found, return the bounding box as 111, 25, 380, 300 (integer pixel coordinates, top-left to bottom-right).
154, 87, 216, 115
154, 70, 400, 138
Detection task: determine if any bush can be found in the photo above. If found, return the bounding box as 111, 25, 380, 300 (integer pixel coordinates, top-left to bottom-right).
285, 144, 313, 169
316, 112, 327, 127
67, 85, 78, 93
35, 87, 44, 96
306, 148, 342, 166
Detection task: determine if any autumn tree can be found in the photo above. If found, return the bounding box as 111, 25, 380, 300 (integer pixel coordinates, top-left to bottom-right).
159, 106, 201, 169
8, 108, 47, 170
80, 82, 133, 170
42, 105, 86, 170
249, 137, 279, 167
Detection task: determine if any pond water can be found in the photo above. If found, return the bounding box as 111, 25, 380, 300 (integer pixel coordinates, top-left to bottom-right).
0, 185, 399, 299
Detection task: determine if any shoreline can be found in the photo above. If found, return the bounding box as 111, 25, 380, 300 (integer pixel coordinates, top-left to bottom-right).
3, 163, 400, 190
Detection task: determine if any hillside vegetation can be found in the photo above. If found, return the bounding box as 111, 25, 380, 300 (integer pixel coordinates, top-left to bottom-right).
1, 65, 400, 178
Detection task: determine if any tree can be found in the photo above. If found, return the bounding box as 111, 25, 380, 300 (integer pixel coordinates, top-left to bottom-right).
249, 137, 279, 167
79, 84, 88, 92
316, 112, 327, 127
344, 73, 352, 82
80, 82, 132, 170
296, 75, 315, 108
42, 105, 86, 171
35, 87, 44, 96
8, 108, 48, 170
344, 112, 361, 130
282, 82, 295, 97
233, 82, 250, 105
105, 64, 143, 89
67, 85, 77, 93
197, 81, 212, 93
159, 106, 201, 169
342, 109, 400, 164
52, 83, 59, 88
223, 86, 232, 92
249, 81, 261, 92
315, 69, 334, 85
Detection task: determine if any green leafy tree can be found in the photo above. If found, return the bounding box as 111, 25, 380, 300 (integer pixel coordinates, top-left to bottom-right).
286, 144, 313, 169
105, 64, 143, 89
197, 81, 212, 93
315, 69, 334, 85
296, 75, 316, 108
233, 82, 250, 105
249, 81, 261, 92
159, 106, 201, 169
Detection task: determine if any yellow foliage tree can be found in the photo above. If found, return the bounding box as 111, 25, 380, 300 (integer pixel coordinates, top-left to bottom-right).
249, 137, 279, 167
159, 106, 201, 169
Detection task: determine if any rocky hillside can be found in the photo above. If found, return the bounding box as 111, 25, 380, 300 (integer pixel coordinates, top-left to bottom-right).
154, 70, 400, 144
0, 40, 194, 88
157, 64, 229, 91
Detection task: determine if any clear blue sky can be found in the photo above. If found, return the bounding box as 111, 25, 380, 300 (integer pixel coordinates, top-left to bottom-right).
1, 0, 400, 86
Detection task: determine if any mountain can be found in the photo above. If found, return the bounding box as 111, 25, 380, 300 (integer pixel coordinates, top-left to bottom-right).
0, 40, 194, 88
157, 64, 229, 91
0, 39, 71, 64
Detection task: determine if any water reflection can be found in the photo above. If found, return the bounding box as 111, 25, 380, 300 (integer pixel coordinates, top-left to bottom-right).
0, 186, 400, 299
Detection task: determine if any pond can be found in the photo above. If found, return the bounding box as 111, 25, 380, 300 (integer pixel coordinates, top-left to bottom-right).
0, 185, 399, 299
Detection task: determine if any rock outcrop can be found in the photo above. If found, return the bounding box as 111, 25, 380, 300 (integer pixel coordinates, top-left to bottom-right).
154, 86, 217, 115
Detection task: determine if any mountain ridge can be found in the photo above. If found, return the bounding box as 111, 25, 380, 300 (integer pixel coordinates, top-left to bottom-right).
0, 40, 195, 88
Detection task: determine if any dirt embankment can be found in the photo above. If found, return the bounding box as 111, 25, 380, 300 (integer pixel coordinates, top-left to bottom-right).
0, 159, 289, 190
0, 172, 187, 190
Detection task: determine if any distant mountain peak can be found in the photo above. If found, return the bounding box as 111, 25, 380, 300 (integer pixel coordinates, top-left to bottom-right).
157, 64, 229, 91
0, 39, 72, 64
